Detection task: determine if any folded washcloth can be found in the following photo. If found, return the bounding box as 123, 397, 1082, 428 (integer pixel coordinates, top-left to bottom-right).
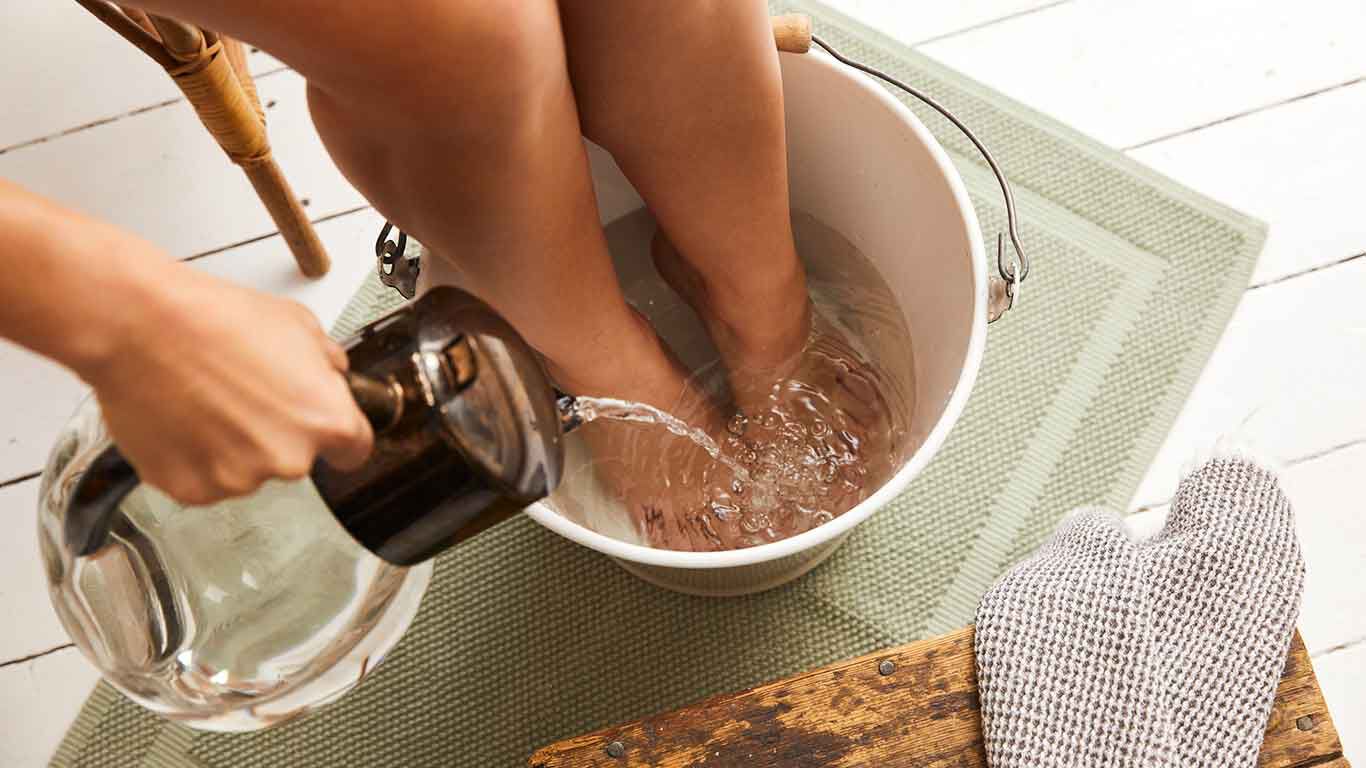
974, 457, 1305, 767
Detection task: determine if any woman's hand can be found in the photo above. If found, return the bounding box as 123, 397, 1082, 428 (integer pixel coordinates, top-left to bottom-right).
73, 258, 374, 506
0, 179, 373, 507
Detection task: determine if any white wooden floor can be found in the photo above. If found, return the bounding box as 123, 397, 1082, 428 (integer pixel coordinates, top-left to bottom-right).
2, 1, 1363, 764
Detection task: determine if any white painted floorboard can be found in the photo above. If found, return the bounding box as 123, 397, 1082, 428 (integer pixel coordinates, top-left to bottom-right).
0, 70, 364, 266
0, 479, 67, 663
2, 1, 1362, 764
0, 648, 100, 768
1129, 79, 1366, 286
1315, 643, 1366, 761
1128, 257, 1366, 512
915, 0, 1366, 149
2, 1, 282, 152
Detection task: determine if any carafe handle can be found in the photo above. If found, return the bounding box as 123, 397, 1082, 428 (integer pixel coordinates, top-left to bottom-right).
64, 371, 404, 558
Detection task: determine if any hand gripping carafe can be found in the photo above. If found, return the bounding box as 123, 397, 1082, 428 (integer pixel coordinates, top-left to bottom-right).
36, 286, 570, 730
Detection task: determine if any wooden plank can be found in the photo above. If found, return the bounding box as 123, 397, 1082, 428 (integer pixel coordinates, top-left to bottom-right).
0, 207, 376, 485
1, 1, 282, 152
809, 0, 1063, 44
1265, 632, 1351, 768
1129, 256, 1366, 512
0, 647, 101, 768
1129, 80, 1366, 285
530, 627, 1346, 767
0, 69, 364, 262
1127, 443, 1366, 661
0, 479, 70, 662
916, 0, 1366, 148
0, 344, 84, 489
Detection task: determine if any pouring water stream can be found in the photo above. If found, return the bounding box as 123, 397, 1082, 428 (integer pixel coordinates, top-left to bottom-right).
568, 396, 752, 483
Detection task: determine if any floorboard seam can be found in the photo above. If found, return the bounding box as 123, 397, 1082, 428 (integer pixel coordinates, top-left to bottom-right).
913, 0, 1075, 47
1249, 251, 1366, 291
0, 65, 291, 156
1125, 438, 1366, 517
1123, 74, 1366, 151
1311, 634, 1366, 659
181, 203, 372, 263
0, 643, 75, 669
0, 470, 41, 490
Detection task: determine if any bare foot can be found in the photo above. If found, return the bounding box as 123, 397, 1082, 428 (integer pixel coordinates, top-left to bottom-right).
651, 229, 810, 411
552, 232, 899, 553
571, 381, 754, 551
543, 309, 745, 549
644, 228, 900, 551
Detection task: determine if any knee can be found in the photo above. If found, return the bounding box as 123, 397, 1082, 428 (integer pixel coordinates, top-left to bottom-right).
370, 0, 566, 133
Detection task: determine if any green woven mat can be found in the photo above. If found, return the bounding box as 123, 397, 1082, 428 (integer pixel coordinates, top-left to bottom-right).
51, 2, 1265, 766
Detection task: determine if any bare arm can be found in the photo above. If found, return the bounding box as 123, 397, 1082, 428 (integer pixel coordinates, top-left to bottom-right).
0, 180, 371, 504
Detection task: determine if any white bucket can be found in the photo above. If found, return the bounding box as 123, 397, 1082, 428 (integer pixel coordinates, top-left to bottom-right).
433, 50, 987, 596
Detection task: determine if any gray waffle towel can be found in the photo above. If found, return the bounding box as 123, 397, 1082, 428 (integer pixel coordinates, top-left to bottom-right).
975, 457, 1305, 767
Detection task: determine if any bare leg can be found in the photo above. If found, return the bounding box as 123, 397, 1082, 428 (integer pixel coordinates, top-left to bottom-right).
123, 0, 810, 549
559, 4, 902, 551
559, 0, 811, 403
128, 0, 692, 410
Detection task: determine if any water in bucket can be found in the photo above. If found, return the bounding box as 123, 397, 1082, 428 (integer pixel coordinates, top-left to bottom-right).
550, 210, 916, 551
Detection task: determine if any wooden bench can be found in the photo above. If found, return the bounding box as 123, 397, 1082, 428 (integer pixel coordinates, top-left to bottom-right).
531, 627, 1348, 767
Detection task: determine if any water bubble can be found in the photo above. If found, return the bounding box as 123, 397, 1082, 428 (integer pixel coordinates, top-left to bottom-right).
697, 513, 724, 548
740, 511, 771, 534
840, 430, 861, 452
727, 412, 748, 436
564, 267, 906, 552
818, 460, 839, 484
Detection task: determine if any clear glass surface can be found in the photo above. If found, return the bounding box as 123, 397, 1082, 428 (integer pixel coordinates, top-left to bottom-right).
37, 396, 432, 731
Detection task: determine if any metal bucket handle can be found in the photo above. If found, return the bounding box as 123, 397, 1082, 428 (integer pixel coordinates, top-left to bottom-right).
803, 32, 1031, 322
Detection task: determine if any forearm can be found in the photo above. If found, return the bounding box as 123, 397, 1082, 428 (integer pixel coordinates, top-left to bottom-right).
0, 179, 172, 378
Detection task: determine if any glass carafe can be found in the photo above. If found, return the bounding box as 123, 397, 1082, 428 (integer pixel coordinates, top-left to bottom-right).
36, 285, 569, 731
37, 395, 433, 731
